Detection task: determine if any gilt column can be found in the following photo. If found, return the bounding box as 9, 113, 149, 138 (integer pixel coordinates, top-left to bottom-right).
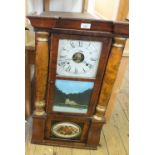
34, 32, 49, 116
93, 37, 127, 121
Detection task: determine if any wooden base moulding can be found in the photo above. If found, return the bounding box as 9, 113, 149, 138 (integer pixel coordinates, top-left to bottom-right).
31, 115, 105, 149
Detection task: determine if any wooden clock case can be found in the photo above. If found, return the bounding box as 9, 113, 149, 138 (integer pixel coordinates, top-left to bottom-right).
27, 11, 129, 149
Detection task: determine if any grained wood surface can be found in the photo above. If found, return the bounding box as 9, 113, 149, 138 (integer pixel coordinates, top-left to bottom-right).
33, 32, 49, 116
27, 11, 129, 37
35, 33, 49, 102
98, 39, 126, 108
105, 57, 128, 121
25, 66, 129, 155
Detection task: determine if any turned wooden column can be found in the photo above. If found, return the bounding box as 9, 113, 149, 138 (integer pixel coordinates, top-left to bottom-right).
34, 32, 49, 116
93, 37, 127, 121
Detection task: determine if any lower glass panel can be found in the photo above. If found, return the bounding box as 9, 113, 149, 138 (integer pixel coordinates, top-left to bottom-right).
52, 80, 94, 113
51, 121, 83, 140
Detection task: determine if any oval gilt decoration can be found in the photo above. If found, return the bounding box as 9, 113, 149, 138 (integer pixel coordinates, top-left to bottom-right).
51, 122, 81, 138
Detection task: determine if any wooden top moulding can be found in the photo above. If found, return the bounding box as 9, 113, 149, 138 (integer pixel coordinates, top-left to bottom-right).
27, 11, 129, 37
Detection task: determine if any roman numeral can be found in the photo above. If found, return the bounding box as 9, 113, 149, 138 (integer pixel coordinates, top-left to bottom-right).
84, 61, 93, 69
75, 68, 78, 74
86, 43, 91, 49
83, 68, 86, 72
60, 55, 67, 58
62, 47, 69, 52
90, 58, 97, 61
65, 65, 71, 72
88, 64, 93, 69
79, 41, 83, 47
70, 41, 75, 48
58, 61, 66, 67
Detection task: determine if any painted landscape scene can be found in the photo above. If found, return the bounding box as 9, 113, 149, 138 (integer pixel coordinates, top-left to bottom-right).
53, 80, 94, 113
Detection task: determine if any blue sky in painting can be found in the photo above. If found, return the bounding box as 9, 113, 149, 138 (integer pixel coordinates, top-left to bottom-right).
55, 80, 94, 94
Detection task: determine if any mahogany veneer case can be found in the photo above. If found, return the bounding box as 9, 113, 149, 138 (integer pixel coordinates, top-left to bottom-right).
27, 11, 129, 149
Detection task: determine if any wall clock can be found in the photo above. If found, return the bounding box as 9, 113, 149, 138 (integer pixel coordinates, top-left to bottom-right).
27, 11, 129, 149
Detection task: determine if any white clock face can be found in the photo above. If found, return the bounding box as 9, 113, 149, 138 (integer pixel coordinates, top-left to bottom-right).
56, 39, 102, 78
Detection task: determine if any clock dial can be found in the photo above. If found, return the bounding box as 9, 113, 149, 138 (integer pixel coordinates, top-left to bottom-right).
56, 39, 102, 78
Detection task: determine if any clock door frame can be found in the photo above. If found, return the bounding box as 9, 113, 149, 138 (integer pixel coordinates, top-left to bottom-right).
46, 32, 112, 116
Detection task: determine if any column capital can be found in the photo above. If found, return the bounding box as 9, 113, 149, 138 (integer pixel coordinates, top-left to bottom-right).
36, 32, 49, 42
112, 37, 127, 48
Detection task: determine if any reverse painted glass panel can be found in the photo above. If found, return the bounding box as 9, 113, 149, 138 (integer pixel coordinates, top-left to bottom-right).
53, 80, 94, 113
51, 121, 83, 140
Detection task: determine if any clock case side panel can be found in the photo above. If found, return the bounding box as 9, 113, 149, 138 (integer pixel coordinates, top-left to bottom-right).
46, 32, 112, 116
